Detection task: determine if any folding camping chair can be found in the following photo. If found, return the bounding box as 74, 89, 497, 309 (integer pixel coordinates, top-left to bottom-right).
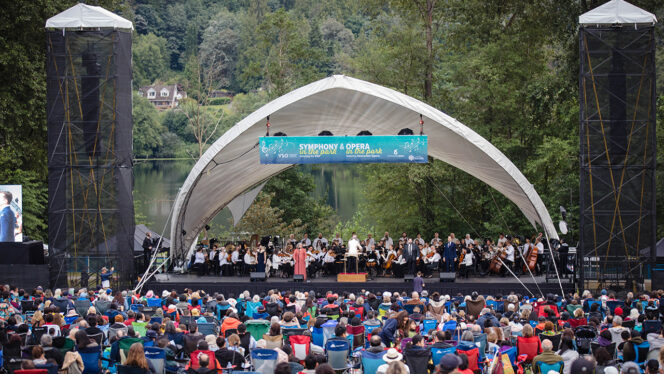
361, 350, 386, 374
251, 349, 278, 374
325, 340, 351, 373
288, 335, 311, 361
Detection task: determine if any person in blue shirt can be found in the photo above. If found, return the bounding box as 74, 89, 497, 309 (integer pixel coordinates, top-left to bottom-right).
100, 267, 115, 288
0, 191, 16, 242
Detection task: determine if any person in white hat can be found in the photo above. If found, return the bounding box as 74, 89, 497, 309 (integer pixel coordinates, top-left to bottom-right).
376, 348, 409, 374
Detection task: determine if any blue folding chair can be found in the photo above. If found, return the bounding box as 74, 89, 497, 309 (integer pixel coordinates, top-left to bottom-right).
403, 304, 417, 314
431, 347, 456, 366
634, 341, 650, 367
326, 340, 350, 372
312, 327, 324, 347
363, 324, 380, 335
78, 345, 102, 374
536, 361, 563, 373
422, 319, 437, 334
442, 320, 457, 331
361, 350, 386, 374
474, 333, 487, 361
251, 349, 278, 374
146, 298, 162, 308
197, 322, 217, 336
144, 347, 166, 374
322, 320, 338, 346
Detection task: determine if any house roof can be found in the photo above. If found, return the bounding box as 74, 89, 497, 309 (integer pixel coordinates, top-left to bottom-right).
46, 3, 133, 30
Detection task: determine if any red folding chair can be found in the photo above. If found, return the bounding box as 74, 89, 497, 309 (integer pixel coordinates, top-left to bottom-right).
288, 335, 311, 361
516, 336, 541, 363
457, 347, 480, 373
346, 325, 365, 350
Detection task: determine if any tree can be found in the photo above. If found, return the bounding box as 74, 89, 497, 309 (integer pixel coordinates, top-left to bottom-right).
132, 33, 170, 88
199, 9, 241, 89
132, 93, 165, 158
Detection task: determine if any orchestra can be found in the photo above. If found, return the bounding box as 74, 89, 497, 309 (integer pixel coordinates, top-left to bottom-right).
187, 231, 554, 279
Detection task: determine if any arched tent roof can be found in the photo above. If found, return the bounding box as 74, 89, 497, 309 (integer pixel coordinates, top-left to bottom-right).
170, 75, 558, 256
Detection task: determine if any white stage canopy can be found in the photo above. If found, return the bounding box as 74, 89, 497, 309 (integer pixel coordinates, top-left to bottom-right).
579, 0, 656, 25
170, 75, 558, 256
45, 3, 133, 30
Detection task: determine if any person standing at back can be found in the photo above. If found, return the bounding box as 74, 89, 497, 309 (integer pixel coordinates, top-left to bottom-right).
413, 272, 425, 294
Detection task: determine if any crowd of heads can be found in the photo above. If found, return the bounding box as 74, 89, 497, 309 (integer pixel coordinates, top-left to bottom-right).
0, 283, 662, 374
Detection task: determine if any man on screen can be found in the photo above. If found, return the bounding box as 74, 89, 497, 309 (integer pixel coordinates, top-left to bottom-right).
0, 191, 16, 242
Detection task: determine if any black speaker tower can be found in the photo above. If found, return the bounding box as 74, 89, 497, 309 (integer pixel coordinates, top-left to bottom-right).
46, 17, 134, 288
579, 5, 656, 290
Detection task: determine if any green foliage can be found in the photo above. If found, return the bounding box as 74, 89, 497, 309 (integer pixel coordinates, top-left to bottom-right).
133, 33, 170, 88
209, 97, 231, 105
263, 168, 339, 236
133, 93, 166, 158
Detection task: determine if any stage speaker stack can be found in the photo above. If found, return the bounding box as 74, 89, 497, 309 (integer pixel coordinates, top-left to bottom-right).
404, 275, 414, 282
46, 5, 135, 288
578, 3, 657, 289
440, 272, 456, 283
250, 272, 266, 282
293, 274, 304, 282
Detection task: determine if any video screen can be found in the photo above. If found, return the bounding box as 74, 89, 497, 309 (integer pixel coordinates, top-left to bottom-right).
0, 185, 22, 242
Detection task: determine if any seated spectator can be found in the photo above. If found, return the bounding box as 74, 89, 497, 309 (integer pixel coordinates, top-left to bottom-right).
214, 336, 245, 369
609, 316, 628, 344
622, 330, 645, 363
124, 342, 155, 374
301, 353, 319, 374
262, 322, 283, 349
532, 339, 563, 374
437, 353, 461, 374
40, 334, 64, 367
557, 337, 578, 374
184, 323, 204, 356
376, 348, 409, 374
74, 330, 98, 350
280, 312, 300, 328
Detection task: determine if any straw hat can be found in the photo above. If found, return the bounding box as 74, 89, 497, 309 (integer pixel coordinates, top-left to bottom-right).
382, 348, 403, 363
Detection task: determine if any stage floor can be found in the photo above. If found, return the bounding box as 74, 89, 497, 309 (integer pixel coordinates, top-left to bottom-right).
145, 272, 574, 296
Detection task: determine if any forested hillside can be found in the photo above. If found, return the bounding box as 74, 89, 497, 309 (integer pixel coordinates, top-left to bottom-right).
2, 0, 663, 242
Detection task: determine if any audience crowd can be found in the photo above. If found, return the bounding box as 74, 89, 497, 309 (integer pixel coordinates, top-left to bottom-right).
0, 284, 663, 374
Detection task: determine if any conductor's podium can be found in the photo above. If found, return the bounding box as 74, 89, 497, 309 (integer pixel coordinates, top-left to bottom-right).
337, 273, 367, 282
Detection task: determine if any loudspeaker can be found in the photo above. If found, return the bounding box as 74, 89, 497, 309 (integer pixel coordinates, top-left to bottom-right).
404, 275, 414, 282
250, 272, 266, 282
653, 267, 664, 286
293, 274, 304, 282
440, 272, 455, 283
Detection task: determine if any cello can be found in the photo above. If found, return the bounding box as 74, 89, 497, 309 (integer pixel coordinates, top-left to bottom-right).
488, 247, 507, 274
522, 240, 538, 274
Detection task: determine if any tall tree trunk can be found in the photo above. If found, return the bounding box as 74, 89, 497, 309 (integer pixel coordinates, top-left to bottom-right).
424, 0, 434, 101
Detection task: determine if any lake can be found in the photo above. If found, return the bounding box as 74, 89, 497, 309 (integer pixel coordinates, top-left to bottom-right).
133, 160, 364, 236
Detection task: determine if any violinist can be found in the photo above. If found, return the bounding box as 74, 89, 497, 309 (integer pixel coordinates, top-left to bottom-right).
219, 246, 232, 276
393, 248, 406, 278
244, 248, 257, 274
426, 246, 441, 277
193, 247, 207, 276
430, 232, 442, 247
459, 247, 474, 279
322, 248, 336, 275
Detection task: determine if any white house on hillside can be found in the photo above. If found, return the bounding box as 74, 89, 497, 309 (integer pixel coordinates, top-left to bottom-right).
138, 84, 187, 110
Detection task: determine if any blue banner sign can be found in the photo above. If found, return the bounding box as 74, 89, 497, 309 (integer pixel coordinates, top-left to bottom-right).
259, 135, 428, 164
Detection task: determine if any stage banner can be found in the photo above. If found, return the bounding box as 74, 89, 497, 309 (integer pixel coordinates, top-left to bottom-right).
0, 185, 22, 242
260, 135, 428, 164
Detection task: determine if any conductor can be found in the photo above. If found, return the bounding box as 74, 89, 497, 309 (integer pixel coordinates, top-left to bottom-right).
346, 232, 361, 273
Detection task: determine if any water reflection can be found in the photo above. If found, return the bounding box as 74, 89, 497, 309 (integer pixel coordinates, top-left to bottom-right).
133, 161, 363, 235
